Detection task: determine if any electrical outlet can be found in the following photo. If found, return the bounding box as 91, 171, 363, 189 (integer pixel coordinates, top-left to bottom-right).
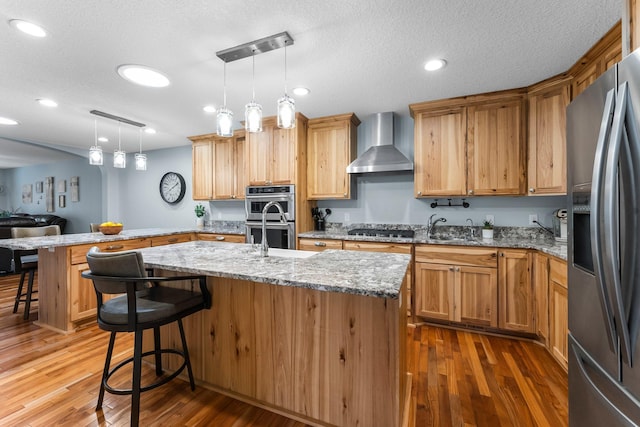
344, 213, 350, 223
485, 214, 494, 224
529, 214, 538, 225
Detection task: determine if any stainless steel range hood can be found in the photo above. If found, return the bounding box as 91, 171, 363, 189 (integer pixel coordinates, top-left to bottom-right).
346, 112, 413, 174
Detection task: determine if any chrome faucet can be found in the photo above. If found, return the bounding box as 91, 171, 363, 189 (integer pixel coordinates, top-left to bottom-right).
466, 218, 475, 240
261, 201, 287, 257
427, 214, 447, 238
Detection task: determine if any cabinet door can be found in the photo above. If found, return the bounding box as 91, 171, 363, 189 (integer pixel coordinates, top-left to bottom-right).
213, 137, 235, 199
467, 99, 526, 195
192, 140, 213, 200
69, 263, 98, 322
246, 129, 271, 185
150, 233, 193, 246
458, 265, 498, 328
271, 126, 295, 184
414, 107, 467, 197
533, 253, 550, 344
549, 258, 568, 369
528, 84, 569, 195
298, 238, 343, 252
234, 133, 246, 199
198, 233, 246, 243
498, 249, 534, 333
415, 262, 454, 321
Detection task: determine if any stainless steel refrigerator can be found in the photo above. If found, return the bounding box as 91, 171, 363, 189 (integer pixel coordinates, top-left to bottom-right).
567, 49, 640, 425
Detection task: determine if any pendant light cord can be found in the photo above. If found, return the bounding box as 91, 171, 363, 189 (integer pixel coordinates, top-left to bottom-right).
252, 50, 256, 102
118, 124, 121, 151
284, 42, 288, 95
223, 62, 227, 108
94, 119, 98, 145
138, 128, 142, 154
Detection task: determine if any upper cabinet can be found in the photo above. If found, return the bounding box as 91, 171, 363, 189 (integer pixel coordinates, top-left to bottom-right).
189, 131, 246, 200
527, 76, 571, 195
570, 22, 621, 99
306, 113, 360, 199
245, 114, 308, 186
410, 90, 527, 197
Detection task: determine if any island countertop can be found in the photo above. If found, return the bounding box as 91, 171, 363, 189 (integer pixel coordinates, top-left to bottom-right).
138, 241, 410, 299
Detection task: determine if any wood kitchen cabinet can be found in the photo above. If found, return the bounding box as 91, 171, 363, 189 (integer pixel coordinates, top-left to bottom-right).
150, 233, 193, 246
298, 238, 343, 252
189, 131, 246, 200
410, 89, 527, 197
527, 76, 571, 195
498, 249, 534, 333
307, 113, 360, 199
533, 252, 550, 345
549, 257, 568, 370
414, 245, 498, 327
198, 233, 246, 243
245, 114, 308, 186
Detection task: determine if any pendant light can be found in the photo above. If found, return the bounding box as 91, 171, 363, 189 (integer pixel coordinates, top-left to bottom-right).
89, 119, 103, 165
277, 41, 295, 129
135, 128, 147, 170
244, 50, 262, 133
113, 124, 126, 168
216, 62, 234, 137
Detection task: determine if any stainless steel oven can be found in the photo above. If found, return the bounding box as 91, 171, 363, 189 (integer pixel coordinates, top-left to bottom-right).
244, 185, 296, 249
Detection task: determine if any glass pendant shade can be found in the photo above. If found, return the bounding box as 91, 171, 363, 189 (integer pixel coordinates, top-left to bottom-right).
216, 107, 234, 137
245, 102, 262, 133
277, 94, 295, 129
135, 153, 147, 170
89, 146, 103, 165
114, 150, 126, 168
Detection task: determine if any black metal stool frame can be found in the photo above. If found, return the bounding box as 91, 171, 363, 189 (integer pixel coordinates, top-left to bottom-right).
12, 249, 38, 320
81, 271, 211, 427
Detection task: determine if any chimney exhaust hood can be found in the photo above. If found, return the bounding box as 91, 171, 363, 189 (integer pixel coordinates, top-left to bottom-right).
346, 112, 413, 174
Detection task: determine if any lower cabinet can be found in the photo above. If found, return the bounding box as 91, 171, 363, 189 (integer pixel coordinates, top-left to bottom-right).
533, 253, 550, 345
197, 233, 246, 243
298, 238, 343, 252
549, 257, 568, 370
498, 249, 534, 333
415, 245, 498, 328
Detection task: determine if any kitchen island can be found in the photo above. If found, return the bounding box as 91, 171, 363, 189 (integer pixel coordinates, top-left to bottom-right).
1, 233, 410, 427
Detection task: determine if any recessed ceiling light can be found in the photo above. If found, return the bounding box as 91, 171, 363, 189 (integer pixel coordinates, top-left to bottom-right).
203, 105, 217, 113
292, 87, 310, 96
144, 128, 156, 134
424, 59, 447, 71
0, 117, 19, 125
9, 19, 47, 38
37, 98, 58, 107
98, 136, 109, 143
117, 64, 170, 88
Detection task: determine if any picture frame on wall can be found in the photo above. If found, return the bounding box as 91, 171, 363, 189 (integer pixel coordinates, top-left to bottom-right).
70, 176, 79, 202
46, 176, 55, 213
58, 195, 66, 208
35, 181, 43, 193
22, 184, 33, 204
57, 179, 66, 193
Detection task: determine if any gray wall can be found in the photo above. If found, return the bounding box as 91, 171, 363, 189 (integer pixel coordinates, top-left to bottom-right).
2, 158, 102, 234
0, 169, 8, 211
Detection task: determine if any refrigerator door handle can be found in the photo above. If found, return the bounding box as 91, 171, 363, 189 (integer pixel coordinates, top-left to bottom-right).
571, 336, 640, 425
591, 88, 618, 351
604, 81, 634, 366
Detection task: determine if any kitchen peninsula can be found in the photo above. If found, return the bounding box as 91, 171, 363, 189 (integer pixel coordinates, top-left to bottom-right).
1, 232, 411, 427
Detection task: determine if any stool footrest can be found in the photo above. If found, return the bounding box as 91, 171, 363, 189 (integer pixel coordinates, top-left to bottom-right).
104, 348, 187, 396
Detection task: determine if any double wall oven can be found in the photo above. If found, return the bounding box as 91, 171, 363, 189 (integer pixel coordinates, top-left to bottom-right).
245, 185, 296, 249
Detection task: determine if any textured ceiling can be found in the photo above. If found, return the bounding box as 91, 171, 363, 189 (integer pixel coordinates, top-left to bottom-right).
0, 0, 621, 169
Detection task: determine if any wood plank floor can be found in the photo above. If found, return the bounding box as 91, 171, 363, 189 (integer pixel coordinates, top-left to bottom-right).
0, 273, 567, 426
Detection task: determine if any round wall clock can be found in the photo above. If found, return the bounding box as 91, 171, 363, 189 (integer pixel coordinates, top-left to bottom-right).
159, 172, 186, 204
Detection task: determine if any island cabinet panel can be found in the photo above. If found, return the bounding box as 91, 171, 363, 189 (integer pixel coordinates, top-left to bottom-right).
197, 233, 246, 243
150, 233, 193, 246
145, 275, 407, 427
498, 249, 534, 333
413, 106, 467, 197
38, 246, 69, 331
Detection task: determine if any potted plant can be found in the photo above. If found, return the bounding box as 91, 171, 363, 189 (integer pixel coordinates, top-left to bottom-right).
194, 203, 206, 229
482, 219, 494, 240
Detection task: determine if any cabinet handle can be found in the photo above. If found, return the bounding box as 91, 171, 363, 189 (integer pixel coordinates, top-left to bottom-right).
468, 189, 474, 195
529, 187, 535, 193
500, 252, 505, 257
106, 244, 124, 250
216, 236, 225, 241
344, 192, 347, 197
314, 241, 327, 247
449, 267, 455, 271
417, 191, 422, 196
456, 267, 460, 272
167, 238, 178, 243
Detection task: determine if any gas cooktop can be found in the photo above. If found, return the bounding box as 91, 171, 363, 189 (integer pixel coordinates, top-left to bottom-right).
347, 228, 415, 239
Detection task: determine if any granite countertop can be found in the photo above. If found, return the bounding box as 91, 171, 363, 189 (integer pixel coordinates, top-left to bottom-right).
139, 241, 410, 299
298, 230, 568, 261
0, 227, 244, 250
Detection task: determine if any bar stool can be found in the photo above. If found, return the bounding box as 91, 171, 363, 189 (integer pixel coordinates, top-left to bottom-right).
89, 223, 100, 232
11, 225, 61, 320
82, 247, 211, 427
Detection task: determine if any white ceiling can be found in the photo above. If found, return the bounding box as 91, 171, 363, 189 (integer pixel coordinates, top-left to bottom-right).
0, 0, 621, 169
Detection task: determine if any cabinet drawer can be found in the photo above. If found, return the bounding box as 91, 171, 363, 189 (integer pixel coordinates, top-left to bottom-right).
151, 233, 194, 246
198, 233, 246, 243
549, 258, 567, 289
415, 245, 497, 267
69, 238, 150, 265
298, 238, 343, 252
343, 241, 412, 254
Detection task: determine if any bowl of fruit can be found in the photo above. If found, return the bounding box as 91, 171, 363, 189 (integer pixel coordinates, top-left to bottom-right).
99, 221, 123, 235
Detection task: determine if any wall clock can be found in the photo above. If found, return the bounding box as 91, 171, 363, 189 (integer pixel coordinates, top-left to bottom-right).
159, 172, 186, 204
